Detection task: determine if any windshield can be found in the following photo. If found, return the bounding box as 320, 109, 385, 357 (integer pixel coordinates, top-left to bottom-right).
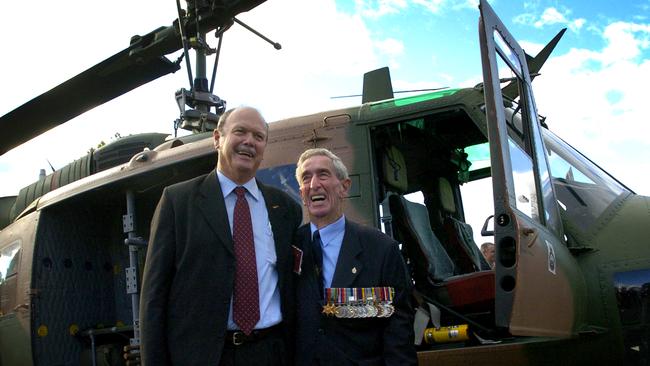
543, 129, 629, 234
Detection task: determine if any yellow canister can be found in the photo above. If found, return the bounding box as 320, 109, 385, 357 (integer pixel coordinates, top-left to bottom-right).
424, 324, 469, 344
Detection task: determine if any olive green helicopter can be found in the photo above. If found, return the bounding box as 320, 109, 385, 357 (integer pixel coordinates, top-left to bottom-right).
1, 0, 648, 365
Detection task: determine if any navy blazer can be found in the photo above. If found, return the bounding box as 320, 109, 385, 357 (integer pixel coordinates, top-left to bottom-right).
140, 169, 302, 366
295, 220, 417, 366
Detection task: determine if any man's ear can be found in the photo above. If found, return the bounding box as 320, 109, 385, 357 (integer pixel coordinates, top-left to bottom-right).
213, 129, 220, 149
340, 178, 352, 197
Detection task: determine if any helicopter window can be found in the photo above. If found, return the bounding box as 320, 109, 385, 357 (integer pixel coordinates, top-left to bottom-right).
494, 44, 563, 233
465, 142, 491, 180
256, 164, 301, 204
543, 129, 629, 232
460, 175, 495, 245
0, 241, 20, 282
405, 118, 426, 130
494, 29, 523, 78
522, 87, 562, 235
495, 55, 541, 222
507, 138, 540, 221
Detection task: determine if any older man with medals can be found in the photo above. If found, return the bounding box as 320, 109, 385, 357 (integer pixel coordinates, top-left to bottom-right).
294, 148, 417, 366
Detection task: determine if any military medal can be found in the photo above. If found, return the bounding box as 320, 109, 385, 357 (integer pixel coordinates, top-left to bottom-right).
342, 292, 354, 318
335, 288, 348, 318
371, 287, 384, 317
322, 303, 337, 315
379, 287, 395, 318
364, 288, 378, 317
322, 288, 337, 315
324, 287, 395, 318
354, 288, 365, 318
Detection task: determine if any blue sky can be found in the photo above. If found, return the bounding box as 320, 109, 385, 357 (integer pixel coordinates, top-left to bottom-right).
0, 0, 649, 200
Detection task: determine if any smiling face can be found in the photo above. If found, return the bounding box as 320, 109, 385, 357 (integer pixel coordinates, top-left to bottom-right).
298, 154, 351, 228
213, 107, 268, 184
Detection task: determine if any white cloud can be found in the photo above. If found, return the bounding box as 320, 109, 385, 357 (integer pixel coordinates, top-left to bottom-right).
392, 78, 447, 93
355, 0, 408, 18
515, 7, 586, 33
375, 38, 405, 57
453, 0, 479, 11
519, 40, 544, 56
533, 21, 650, 195
412, 0, 447, 13
571, 18, 586, 32
374, 37, 405, 69
514, 13, 536, 26
599, 22, 650, 64
374, 38, 404, 70
354, 0, 477, 18
534, 8, 567, 28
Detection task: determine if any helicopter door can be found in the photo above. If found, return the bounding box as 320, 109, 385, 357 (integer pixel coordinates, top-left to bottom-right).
478, 0, 585, 337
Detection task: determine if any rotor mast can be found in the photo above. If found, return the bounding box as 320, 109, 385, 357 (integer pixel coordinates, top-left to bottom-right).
174, 0, 225, 134
173, 0, 281, 135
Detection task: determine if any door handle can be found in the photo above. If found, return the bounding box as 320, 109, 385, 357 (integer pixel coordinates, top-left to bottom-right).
13, 303, 29, 312
522, 227, 538, 247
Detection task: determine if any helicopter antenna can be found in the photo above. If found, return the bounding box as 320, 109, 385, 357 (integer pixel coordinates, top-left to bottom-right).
175, 0, 194, 90
232, 17, 282, 50
46, 159, 56, 173
331, 88, 448, 99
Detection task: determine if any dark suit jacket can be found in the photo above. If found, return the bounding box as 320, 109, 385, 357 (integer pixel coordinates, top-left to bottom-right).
140, 169, 302, 366
295, 220, 417, 366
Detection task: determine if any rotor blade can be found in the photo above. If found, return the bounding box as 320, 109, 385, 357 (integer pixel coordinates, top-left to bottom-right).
501, 28, 567, 100
0, 0, 268, 155
0, 44, 180, 155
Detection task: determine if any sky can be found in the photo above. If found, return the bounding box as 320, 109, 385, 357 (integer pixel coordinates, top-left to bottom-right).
1, 0, 649, 203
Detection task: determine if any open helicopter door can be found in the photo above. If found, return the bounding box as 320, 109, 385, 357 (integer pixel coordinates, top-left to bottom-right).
478, 0, 586, 336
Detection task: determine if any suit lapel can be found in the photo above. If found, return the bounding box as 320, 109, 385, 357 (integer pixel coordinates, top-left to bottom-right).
331, 220, 363, 288
198, 169, 234, 255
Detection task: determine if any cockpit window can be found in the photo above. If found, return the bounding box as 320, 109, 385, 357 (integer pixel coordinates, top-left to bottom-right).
465, 142, 490, 173
0, 241, 20, 282
543, 130, 629, 233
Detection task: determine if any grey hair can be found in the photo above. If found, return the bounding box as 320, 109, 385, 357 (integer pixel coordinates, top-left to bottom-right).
296, 148, 349, 184
481, 242, 494, 251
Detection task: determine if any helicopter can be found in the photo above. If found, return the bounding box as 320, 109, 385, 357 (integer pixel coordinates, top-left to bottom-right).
1, 0, 649, 365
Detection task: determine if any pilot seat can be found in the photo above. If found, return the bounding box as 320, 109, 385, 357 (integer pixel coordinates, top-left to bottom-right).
381, 146, 494, 314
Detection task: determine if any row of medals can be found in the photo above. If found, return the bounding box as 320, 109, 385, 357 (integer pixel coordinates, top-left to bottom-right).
322, 287, 395, 318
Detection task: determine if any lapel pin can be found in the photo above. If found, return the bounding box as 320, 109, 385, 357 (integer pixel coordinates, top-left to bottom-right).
272, 205, 280, 209
352, 267, 357, 274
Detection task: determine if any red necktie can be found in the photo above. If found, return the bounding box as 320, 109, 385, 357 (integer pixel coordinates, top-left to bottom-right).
232, 186, 260, 335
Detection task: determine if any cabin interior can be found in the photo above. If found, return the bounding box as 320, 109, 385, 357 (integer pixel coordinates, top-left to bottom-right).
368, 106, 500, 344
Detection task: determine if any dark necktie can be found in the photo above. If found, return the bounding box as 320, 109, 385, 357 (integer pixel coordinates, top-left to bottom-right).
312, 230, 324, 299
232, 186, 260, 335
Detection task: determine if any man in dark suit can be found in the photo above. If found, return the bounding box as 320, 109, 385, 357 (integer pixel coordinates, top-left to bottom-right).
294, 148, 417, 366
140, 106, 302, 366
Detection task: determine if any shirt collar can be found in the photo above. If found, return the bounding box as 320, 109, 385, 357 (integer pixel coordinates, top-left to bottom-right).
310, 215, 345, 247
216, 170, 261, 202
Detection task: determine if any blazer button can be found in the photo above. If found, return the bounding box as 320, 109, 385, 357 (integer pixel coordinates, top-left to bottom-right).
317, 328, 325, 335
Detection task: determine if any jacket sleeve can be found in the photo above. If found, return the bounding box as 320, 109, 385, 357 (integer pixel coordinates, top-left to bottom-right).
140, 188, 176, 366
381, 240, 418, 366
